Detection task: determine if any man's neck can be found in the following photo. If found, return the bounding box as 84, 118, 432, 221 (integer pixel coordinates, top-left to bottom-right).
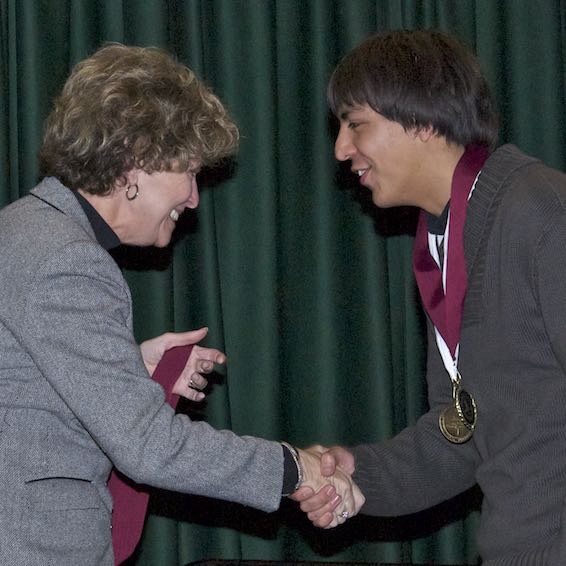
417, 140, 465, 216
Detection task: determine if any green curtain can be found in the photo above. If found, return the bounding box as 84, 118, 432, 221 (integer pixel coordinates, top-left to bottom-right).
1, 1, 565, 564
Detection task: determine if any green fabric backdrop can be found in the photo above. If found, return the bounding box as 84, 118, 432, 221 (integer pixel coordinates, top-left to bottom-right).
1, 1, 565, 564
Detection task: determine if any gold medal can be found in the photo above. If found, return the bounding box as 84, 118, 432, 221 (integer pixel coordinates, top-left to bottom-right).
456, 387, 477, 430
439, 406, 473, 443
439, 373, 477, 443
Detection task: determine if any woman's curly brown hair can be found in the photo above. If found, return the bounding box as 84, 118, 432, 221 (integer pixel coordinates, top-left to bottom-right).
39, 43, 239, 195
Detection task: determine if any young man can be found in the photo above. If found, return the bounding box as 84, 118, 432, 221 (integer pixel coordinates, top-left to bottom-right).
293, 29, 566, 564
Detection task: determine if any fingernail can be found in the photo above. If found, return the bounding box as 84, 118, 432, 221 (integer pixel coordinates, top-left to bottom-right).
331, 495, 341, 505
325, 485, 336, 496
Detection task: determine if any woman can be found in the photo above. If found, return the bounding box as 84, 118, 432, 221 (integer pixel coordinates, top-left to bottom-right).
0, 44, 363, 565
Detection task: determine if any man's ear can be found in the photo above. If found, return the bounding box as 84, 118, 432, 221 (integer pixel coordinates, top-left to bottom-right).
415, 125, 436, 143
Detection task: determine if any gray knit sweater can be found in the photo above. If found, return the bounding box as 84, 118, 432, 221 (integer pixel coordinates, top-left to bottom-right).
352, 145, 566, 565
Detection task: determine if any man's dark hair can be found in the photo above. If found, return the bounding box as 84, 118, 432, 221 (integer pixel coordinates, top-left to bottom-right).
328, 29, 499, 149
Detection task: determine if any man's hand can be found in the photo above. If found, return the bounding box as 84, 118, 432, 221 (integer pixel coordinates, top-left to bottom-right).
140, 327, 226, 402
292, 445, 364, 528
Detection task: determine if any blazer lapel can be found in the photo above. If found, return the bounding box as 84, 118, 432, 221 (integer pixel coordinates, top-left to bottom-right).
30, 177, 97, 242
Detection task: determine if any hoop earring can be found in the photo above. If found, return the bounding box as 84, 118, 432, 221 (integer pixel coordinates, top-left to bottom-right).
126, 184, 139, 201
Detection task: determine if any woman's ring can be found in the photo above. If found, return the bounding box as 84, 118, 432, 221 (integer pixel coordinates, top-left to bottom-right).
340, 511, 349, 519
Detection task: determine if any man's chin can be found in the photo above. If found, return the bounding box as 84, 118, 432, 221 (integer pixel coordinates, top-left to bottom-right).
371, 193, 386, 207
371, 196, 399, 209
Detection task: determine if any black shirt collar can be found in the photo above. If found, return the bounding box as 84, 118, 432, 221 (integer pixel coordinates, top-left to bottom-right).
72, 191, 120, 250
426, 200, 450, 235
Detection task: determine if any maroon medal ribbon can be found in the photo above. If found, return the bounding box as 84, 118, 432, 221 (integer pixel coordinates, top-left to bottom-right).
413, 145, 489, 357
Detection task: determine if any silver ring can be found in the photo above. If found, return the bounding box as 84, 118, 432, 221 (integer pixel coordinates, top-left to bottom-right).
340, 511, 349, 519
189, 378, 195, 387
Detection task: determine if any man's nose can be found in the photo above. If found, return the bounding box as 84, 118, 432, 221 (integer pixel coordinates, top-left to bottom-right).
335, 125, 354, 161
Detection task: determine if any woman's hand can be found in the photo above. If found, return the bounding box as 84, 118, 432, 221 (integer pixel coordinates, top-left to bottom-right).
294, 445, 364, 528
292, 446, 360, 527
140, 327, 226, 402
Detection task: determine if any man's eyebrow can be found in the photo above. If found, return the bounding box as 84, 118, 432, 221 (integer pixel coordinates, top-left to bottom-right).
339, 106, 361, 120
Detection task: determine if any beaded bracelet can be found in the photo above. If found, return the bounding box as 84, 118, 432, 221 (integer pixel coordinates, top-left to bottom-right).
281, 441, 304, 494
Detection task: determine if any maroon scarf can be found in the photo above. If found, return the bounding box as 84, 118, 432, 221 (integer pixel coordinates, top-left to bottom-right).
413, 145, 489, 357
108, 345, 192, 565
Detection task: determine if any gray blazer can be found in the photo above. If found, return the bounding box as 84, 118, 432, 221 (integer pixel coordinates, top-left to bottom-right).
0, 177, 283, 565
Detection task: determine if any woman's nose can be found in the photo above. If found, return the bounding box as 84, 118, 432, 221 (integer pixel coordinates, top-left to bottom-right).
187, 178, 199, 209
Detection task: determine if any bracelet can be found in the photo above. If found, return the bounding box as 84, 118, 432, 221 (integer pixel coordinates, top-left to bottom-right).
281, 441, 303, 494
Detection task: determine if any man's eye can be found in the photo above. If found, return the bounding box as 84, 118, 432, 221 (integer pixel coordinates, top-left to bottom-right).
348, 122, 360, 130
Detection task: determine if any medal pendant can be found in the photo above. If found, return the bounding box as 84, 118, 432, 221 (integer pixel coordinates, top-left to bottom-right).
439, 406, 473, 444
438, 376, 477, 443
456, 387, 477, 430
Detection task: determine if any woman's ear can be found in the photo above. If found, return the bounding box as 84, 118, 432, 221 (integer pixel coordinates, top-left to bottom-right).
124, 167, 140, 188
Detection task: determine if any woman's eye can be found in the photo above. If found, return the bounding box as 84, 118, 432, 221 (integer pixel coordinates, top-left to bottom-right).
348, 122, 360, 130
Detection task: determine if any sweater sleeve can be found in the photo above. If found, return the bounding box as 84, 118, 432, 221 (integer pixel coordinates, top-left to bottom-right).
351, 321, 481, 517
535, 189, 566, 374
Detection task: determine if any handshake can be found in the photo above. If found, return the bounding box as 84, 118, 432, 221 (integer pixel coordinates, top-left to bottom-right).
291, 445, 365, 528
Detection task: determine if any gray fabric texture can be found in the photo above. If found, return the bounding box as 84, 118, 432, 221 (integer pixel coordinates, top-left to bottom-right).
351, 145, 566, 564
0, 177, 284, 566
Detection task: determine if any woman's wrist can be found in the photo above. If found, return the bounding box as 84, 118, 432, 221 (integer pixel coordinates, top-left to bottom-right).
280, 442, 303, 496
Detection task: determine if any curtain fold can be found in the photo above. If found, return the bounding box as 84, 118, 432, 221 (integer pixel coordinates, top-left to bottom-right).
2, 1, 565, 564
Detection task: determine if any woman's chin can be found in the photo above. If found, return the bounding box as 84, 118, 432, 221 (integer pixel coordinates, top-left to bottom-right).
154, 232, 174, 248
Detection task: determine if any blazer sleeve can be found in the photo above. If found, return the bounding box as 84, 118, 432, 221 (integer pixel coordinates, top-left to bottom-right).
18, 239, 283, 513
